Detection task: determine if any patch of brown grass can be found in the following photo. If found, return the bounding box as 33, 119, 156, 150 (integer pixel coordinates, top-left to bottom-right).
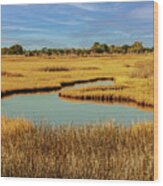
1, 117, 154, 180
80, 67, 99, 70
2, 71, 24, 77
130, 61, 154, 79
39, 67, 71, 72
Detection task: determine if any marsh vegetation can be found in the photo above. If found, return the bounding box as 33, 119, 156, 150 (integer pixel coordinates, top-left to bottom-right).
2, 53, 153, 106
2, 117, 154, 180
1, 46, 154, 180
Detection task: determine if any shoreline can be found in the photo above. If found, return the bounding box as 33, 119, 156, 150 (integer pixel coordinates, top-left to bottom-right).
1, 77, 114, 98
59, 92, 154, 108
1, 76, 153, 109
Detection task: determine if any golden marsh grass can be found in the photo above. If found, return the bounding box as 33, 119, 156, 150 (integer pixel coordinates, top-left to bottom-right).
2, 54, 153, 107
1, 54, 154, 180
1, 117, 154, 180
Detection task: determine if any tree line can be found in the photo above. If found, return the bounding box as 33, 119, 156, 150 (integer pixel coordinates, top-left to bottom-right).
1, 41, 153, 56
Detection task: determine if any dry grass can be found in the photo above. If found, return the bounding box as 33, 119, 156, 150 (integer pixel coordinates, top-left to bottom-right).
130, 60, 154, 79
2, 54, 153, 107
2, 71, 24, 77
59, 83, 153, 107
1, 117, 154, 180
58, 56, 154, 107
1, 54, 154, 180
39, 67, 71, 72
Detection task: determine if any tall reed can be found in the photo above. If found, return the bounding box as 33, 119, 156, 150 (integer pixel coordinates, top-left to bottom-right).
2, 117, 154, 180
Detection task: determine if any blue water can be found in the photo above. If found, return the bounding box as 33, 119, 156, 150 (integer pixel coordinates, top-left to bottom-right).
2, 93, 153, 127
73, 80, 113, 89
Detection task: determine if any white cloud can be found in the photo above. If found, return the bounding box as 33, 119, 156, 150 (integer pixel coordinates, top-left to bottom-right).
2, 25, 44, 32
70, 3, 98, 12
70, 2, 123, 13
42, 17, 80, 26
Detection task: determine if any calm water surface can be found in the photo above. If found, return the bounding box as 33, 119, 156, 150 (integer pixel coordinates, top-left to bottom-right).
73, 80, 113, 88
2, 80, 153, 127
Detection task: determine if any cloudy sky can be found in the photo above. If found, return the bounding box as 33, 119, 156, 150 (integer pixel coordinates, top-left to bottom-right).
2, 1, 154, 49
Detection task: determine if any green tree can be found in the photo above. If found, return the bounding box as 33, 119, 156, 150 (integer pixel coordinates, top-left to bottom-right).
9, 44, 24, 55
110, 45, 115, 53
131, 41, 144, 53
2, 47, 9, 55
122, 45, 130, 54
101, 44, 109, 53
42, 47, 48, 54
47, 49, 53, 56
91, 42, 103, 53
76, 49, 82, 56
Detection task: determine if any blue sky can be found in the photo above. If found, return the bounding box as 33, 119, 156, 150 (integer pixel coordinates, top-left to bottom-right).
2, 1, 154, 49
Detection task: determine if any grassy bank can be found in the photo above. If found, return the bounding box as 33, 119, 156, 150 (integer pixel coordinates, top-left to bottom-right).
2, 54, 153, 107
2, 117, 154, 180
1, 77, 114, 98
59, 83, 153, 107
58, 54, 154, 107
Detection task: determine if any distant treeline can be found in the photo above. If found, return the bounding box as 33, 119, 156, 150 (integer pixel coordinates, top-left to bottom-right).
2, 41, 153, 56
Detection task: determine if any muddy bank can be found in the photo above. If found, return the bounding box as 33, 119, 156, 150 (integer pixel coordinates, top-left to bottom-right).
59, 93, 154, 108
1, 77, 114, 98
60, 77, 114, 87
1, 86, 61, 98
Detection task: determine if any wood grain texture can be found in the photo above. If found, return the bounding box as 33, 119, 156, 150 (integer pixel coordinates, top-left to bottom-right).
154, 1, 158, 181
